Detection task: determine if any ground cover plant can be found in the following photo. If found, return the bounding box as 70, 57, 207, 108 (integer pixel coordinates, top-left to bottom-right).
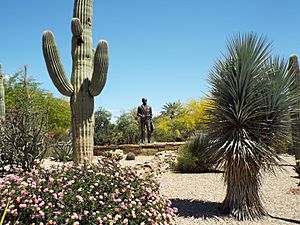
207, 33, 299, 220
0, 158, 176, 224
173, 133, 215, 173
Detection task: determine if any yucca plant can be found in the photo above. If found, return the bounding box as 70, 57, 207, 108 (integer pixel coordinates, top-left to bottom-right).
207, 33, 299, 220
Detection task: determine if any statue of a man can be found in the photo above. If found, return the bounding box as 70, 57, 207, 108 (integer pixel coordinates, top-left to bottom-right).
137, 98, 153, 143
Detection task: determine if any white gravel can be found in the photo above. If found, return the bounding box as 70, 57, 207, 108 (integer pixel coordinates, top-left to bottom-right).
159, 154, 300, 225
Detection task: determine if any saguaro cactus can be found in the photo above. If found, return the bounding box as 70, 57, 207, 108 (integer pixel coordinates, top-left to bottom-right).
42, 0, 109, 163
289, 55, 300, 162
0, 64, 5, 121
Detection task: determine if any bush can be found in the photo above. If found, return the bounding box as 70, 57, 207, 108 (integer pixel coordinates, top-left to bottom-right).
0, 158, 176, 224
103, 149, 124, 161
50, 140, 73, 162
48, 131, 73, 162
126, 152, 136, 160
173, 133, 215, 173
0, 110, 48, 176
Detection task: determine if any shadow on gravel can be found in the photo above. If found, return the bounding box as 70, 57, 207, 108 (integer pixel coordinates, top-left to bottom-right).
269, 215, 300, 224
171, 198, 225, 219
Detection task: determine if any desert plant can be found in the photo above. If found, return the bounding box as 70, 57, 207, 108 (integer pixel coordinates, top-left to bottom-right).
173, 133, 214, 173
0, 64, 5, 121
0, 158, 177, 224
126, 152, 136, 160
0, 109, 48, 176
103, 149, 124, 161
207, 33, 299, 220
289, 55, 300, 163
42, 0, 109, 163
51, 140, 73, 162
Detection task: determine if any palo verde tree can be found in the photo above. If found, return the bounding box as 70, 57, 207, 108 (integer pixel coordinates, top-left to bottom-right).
42, 0, 109, 162
207, 33, 299, 220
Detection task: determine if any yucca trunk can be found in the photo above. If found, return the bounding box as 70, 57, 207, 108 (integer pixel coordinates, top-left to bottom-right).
42, 0, 109, 163
222, 159, 267, 220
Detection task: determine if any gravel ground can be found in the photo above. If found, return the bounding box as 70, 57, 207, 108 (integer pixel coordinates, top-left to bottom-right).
159, 154, 300, 225
42, 154, 300, 224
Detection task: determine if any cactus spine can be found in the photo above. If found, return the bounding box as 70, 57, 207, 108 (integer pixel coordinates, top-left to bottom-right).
0, 64, 5, 121
289, 55, 300, 162
42, 0, 109, 163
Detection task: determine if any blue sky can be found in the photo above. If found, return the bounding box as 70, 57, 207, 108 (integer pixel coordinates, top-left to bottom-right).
1, 0, 300, 118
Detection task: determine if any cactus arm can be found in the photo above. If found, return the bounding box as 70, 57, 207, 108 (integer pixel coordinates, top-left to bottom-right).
89, 40, 109, 96
71, 18, 83, 36
42, 31, 74, 96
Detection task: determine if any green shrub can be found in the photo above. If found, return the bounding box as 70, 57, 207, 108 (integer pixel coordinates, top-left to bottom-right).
0, 109, 48, 176
0, 158, 176, 224
125, 152, 136, 160
173, 133, 215, 173
50, 140, 73, 162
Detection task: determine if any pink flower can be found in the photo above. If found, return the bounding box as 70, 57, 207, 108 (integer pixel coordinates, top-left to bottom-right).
39, 201, 45, 207
76, 195, 84, 202
71, 213, 79, 220
39, 210, 45, 219
19, 203, 27, 208
120, 202, 126, 209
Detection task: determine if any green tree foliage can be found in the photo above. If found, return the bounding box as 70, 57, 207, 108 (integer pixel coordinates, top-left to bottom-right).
47, 95, 71, 135
94, 107, 115, 145
115, 109, 139, 144
161, 101, 183, 120
207, 33, 299, 220
154, 98, 209, 142
4, 67, 71, 135
4, 66, 46, 114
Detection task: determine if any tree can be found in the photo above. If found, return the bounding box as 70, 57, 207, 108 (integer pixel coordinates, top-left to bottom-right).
4, 66, 71, 135
154, 98, 209, 142
115, 109, 139, 144
207, 33, 298, 220
1, 66, 49, 173
47, 94, 71, 135
94, 107, 115, 145
161, 101, 183, 120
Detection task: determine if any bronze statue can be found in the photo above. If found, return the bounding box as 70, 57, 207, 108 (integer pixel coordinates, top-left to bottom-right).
137, 98, 153, 143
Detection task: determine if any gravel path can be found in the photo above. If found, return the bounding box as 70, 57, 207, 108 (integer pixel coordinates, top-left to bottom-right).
159, 154, 300, 225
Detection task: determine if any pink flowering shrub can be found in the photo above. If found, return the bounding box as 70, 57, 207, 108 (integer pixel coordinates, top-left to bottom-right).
0, 158, 176, 224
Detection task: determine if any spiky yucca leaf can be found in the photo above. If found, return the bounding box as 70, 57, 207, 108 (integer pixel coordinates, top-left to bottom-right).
207, 33, 299, 220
